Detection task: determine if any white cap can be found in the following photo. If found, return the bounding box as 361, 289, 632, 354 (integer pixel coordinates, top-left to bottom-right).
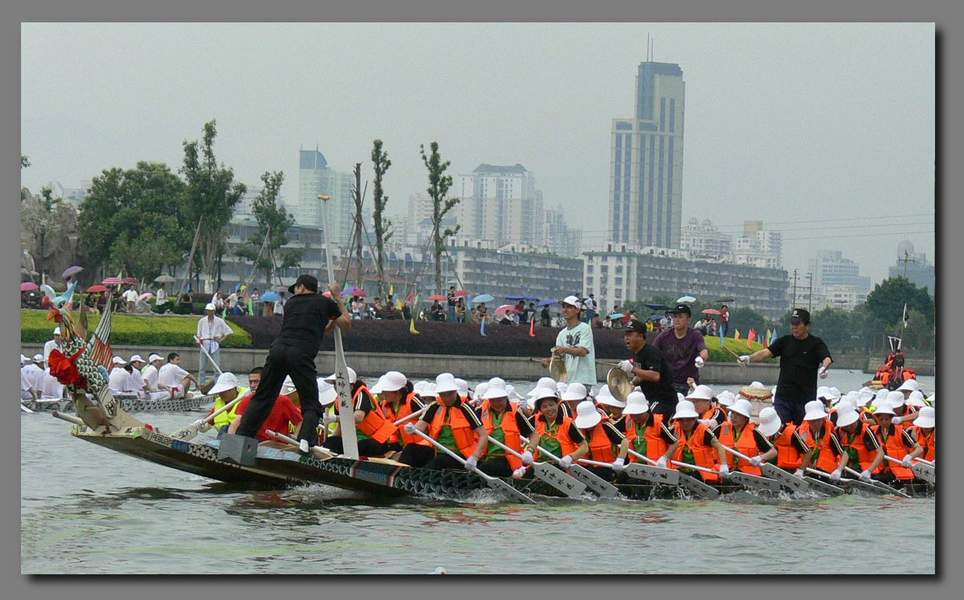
624, 391, 650, 415
803, 400, 827, 421
528, 377, 557, 397
873, 402, 896, 416
560, 295, 583, 309
886, 390, 906, 407
595, 385, 626, 409
506, 384, 524, 402
835, 409, 861, 429
281, 375, 297, 395
111, 356, 126, 365
749, 381, 765, 389
556, 381, 568, 397
318, 379, 337, 406
148, 353, 163, 363
686, 384, 714, 402
488, 377, 506, 388
925, 393, 935, 405
913, 406, 935, 428
482, 381, 509, 401
757, 406, 782, 437
455, 378, 469, 397
324, 367, 358, 385
208, 372, 239, 395
372, 371, 407, 394
573, 400, 602, 429
20, 354, 29, 365
413, 381, 430, 396
896, 379, 920, 393
53, 327, 61, 335
562, 382, 587, 402
418, 382, 436, 398
728, 399, 754, 419
205, 303, 216, 311
817, 386, 830, 400
128, 354, 145, 364
434, 373, 459, 394
836, 397, 857, 414
716, 390, 736, 407
676, 392, 686, 404
672, 399, 700, 420
906, 390, 927, 408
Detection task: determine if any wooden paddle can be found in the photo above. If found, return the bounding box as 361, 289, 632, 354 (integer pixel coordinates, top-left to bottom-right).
20, 403, 35, 414
804, 468, 889, 496
391, 403, 433, 427
578, 457, 681, 487
193, 335, 224, 377
487, 436, 587, 498
521, 438, 619, 498
714, 444, 784, 493
840, 466, 911, 497
409, 428, 536, 504
624, 449, 718, 499
265, 429, 339, 461
170, 394, 245, 441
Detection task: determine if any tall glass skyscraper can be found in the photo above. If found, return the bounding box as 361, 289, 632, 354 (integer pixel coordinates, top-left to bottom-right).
608, 61, 685, 249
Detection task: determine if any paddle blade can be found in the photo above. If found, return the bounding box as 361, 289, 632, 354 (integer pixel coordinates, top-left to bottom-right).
567, 464, 619, 498
533, 462, 587, 498
486, 475, 537, 504
912, 462, 935, 485
623, 463, 680, 485
677, 472, 720, 499
802, 476, 846, 496
727, 472, 782, 493
762, 463, 810, 494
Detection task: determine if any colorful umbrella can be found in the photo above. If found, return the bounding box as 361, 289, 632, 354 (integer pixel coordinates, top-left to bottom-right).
428, 294, 447, 302
702, 308, 722, 316
20, 281, 39, 292
453, 290, 468, 297
537, 298, 557, 306
261, 291, 281, 302
102, 277, 123, 285
122, 277, 138, 285
505, 295, 539, 302
644, 303, 669, 311
85, 284, 107, 293
609, 312, 624, 319
62, 265, 83, 279
494, 304, 519, 315
137, 292, 155, 302
154, 274, 175, 283
471, 294, 494, 304
676, 295, 696, 304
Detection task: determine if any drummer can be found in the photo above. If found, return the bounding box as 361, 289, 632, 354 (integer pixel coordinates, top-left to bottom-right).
545, 295, 598, 392
617, 319, 679, 417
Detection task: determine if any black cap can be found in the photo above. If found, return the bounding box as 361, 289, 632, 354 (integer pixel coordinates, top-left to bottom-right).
671, 304, 692, 316
625, 319, 648, 334
790, 308, 811, 325
288, 274, 319, 295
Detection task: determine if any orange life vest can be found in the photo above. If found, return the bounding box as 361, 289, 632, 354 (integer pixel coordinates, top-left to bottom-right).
717, 421, 763, 475
427, 401, 480, 458
480, 399, 524, 470
626, 413, 670, 462
837, 422, 880, 473
796, 419, 838, 473
671, 421, 722, 482
382, 392, 427, 446
352, 385, 396, 445
775, 424, 804, 470
871, 423, 915, 481
910, 426, 935, 462
533, 413, 581, 460
583, 422, 619, 463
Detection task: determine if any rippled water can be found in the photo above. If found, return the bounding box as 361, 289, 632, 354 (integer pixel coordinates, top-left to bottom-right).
21, 372, 935, 574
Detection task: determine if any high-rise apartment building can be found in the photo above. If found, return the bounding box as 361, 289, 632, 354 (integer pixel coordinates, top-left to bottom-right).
457, 164, 545, 247
680, 218, 732, 261
297, 148, 370, 248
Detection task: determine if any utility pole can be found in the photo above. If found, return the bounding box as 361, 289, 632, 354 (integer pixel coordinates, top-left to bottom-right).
898, 250, 916, 278
352, 163, 363, 290
791, 268, 798, 310
806, 272, 814, 314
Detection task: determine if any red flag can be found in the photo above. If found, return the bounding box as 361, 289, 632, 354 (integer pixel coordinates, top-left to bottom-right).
529, 318, 536, 337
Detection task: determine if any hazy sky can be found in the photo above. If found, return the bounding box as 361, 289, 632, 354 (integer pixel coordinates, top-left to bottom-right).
21, 22, 934, 283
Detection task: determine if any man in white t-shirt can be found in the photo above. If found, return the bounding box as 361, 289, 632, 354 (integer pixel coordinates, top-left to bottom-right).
20, 354, 39, 401
40, 366, 65, 400
127, 355, 147, 395
141, 353, 163, 390
158, 352, 197, 398
122, 285, 139, 313
43, 327, 63, 362
108, 356, 132, 394
196, 303, 233, 385
546, 295, 598, 390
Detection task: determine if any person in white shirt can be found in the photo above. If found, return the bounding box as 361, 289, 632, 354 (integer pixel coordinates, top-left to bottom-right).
127, 355, 147, 395
108, 356, 136, 394
273, 292, 285, 317
158, 352, 197, 398
196, 303, 232, 385
40, 367, 65, 399
20, 354, 38, 401
156, 286, 167, 308
43, 327, 63, 362
122, 286, 139, 313
141, 353, 163, 391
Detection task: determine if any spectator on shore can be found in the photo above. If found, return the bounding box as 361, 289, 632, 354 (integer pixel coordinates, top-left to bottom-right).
197, 303, 232, 385
456, 297, 466, 323
603, 315, 613, 329
156, 285, 168, 309
583, 293, 597, 324
274, 292, 285, 317
122, 284, 138, 313
540, 304, 551, 327
477, 302, 488, 323
720, 305, 730, 338
446, 286, 457, 322
430, 300, 445, 321
402, 302, 412, 321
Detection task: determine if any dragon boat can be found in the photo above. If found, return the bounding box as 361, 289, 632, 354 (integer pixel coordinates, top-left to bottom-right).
22, 392, 215, 414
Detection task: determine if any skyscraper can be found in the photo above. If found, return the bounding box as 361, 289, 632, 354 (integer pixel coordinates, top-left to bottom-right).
297, 147, 367, 248
457, 163, 545, 247
608, 59, 685, 249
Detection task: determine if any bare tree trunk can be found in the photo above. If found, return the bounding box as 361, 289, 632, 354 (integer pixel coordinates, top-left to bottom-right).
353, 163, 363, 289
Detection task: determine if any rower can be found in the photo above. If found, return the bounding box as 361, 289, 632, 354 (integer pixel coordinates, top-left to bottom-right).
869, 397, 922, 484
663, 399, 730, 483
157, 352, 198, 398
373, 371, 425, 449
527, 377, 559, 412
715, 399, 776, 475
908, 406, 935, 464
833, 407, 883, 482
206, 372, 248, 437
400, 373, 488, 471
127, 355, 147, 396
21, 354, 44, 401
560, 382, 588, 418
686, 384, 726, 431
896, 378, 922, 400
753, 407, 784, 462
623, 391, 677, 464
715, 390, 737, 420
793, 400, 848, 480
770, 398, 812, 477
523, 386, 589, 471
477, 380, 533, 478
141, 353, 165, 396
227, 376, 303, 442
322, 367, 397, 457
579, 390, 631, 478
108, 356, 133, 394
898, 390, 928, 426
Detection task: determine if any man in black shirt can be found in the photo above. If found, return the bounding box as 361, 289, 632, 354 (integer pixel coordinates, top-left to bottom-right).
739, 308, 832, 425
236, 274, 351, 449
617, 320, 678, 416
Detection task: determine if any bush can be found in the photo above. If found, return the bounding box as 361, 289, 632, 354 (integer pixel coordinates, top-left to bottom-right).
20, 309, 252, 348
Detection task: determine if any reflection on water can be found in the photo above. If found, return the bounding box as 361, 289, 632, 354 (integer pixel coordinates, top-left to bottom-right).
21, 403, 935, 575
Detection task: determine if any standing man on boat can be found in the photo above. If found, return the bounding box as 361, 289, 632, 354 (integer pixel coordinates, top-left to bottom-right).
652, 304, 710, 396
739, 308, 832, 425
619, 320, 679, 417
196, 302, 233, 386
235, 274, 351, 450
544, 295, 598, 391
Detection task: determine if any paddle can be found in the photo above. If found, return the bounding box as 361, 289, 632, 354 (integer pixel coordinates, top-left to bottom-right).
391, 403, 433, 426
714, 444, 788, 493
409, 428, 537, 504
840, 466, 911, 497
193, 335, 224, 377
487, 436, 587, 498
320, 194, 359, 461
170, 394, 245, 441
20, 403, 35, 414
266, 429, 339, 461
521, 439, 619, 498
624, 449, 717, 499
578, 457, 681, 487
884, 452, 935, 479
52, 410, 86, 427
912, 462, 936, 485
803, 467, 889, 496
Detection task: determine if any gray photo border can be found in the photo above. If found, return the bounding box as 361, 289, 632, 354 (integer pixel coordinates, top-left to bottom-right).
3, 1, 957, 599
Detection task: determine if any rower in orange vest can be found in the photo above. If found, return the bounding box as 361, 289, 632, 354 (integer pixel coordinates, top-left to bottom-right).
373, 371, 427, 449
714, 399, 776, 475
793, 400, 848, 480
321, 368, 398, 458
623, 391, 677, 463
574, 387, 631, 479
686, 385, 727, 431
476, 379, 533, 478
833, 407, 883, 481
869, 397, 922, 483
523, 385, 589, 469
908, 406, 935, 463
771, 410, 811, 476
662, 400, 730, 483
399, 372, 488, 471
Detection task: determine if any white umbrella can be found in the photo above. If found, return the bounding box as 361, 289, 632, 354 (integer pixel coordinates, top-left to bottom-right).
676, 295, 696, 304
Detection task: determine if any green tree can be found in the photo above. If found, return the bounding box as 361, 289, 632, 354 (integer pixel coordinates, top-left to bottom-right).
420, 141, 460, 293
235, 171, 300, 288
179, 120, 246, 291
21, 154, 30, 169
371, 139, 393, 297
78, 162, 189, 283
864, 276, 934, 330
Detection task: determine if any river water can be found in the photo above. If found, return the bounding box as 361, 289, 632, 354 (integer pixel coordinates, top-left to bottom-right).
21, 372, 935, 575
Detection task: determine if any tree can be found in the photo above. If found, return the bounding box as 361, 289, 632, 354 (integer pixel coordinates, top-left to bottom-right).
179, 120, 246, 292
371, 139, 393, 297
235, 171, 301, 288
21, 186, 77, 283
20, 154, 30, 169
864, 276, 934, 332
420, 141, 460, 293
78, 162, 189, 283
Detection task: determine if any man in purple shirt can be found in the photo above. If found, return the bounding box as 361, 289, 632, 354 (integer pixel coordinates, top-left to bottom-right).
652, 304, 709, 395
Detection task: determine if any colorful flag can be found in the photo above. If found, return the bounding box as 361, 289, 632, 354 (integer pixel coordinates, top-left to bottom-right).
409, 317, 420, 335
763, 329, 771, 348
87, 295, 114, 369
770, 328, 778, 344
734, 329, 741, 340
529, 318, 536, 337
747, 328, 757, 348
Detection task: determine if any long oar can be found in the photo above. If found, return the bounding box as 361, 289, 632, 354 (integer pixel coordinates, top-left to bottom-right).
715, 444, 810, 494
846, 464, 912, 497
171, 394, 245, 441
391, 403, 433, 427
193, 335, 224, 377
884, 452, 935, 480
619, 449, 681, 485
319, 193, 359, 460
912, 462, 936, 485
522, 439, 619, 498
488, 436, 586, 498
804, 467, 888, 496
21, 403, 35, 414
625, 449, 717, 499
714, 445, 787, 493
266, 429, 339, 461
410, 428, 536, 504
52, 410, 86, 427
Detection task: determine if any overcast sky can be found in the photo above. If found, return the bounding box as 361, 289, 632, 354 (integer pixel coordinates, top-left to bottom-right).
21, 22, 934, 283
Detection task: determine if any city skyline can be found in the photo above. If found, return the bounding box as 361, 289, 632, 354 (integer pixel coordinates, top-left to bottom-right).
21, 23, 934, 284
